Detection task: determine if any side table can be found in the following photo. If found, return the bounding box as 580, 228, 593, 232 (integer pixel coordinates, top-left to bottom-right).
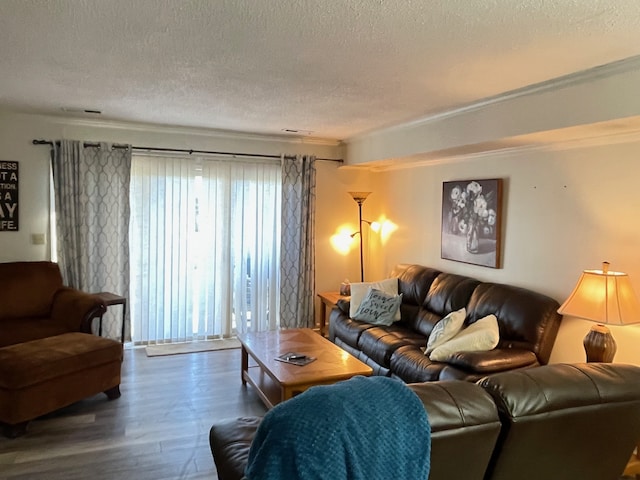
93, 292, 127, 344
624, 442, 640, 479
317, 291, 348, 337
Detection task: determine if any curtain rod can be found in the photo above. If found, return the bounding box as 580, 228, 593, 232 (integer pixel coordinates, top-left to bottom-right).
31, 139, 343, 163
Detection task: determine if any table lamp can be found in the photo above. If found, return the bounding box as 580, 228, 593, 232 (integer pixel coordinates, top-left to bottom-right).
558, 262, 640, 362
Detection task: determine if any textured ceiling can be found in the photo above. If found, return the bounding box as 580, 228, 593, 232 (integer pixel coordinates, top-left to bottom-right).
1, 0, 640, 140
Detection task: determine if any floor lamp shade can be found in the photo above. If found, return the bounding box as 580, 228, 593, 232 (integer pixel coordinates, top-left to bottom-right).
558, 262, 640, 362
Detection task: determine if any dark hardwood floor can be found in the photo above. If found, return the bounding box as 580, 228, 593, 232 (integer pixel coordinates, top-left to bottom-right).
0, 347, 267, 480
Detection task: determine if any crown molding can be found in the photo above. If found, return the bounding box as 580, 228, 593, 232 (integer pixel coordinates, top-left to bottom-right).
368, 123, 640, 172
347, 54, 640, 143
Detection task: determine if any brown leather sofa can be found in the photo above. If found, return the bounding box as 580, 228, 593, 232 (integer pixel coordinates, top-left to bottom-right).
0, 261, 106, 347
329, 264, 563, 382
209, 363, 640, 480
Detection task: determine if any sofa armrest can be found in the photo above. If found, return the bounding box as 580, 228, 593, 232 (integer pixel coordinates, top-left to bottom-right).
51, 288, 106, 333
443, 348, 539, 374
335, 298, 350, 315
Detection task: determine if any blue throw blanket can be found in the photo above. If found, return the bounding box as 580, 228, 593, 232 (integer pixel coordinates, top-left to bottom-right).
245, 375, 430, 480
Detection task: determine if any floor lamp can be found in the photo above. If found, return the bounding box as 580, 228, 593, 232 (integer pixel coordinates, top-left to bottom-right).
348, 192, 371, 282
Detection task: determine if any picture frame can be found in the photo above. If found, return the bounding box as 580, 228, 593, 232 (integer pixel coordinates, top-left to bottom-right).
0, 160, 19, 231
441, 178, 503, 268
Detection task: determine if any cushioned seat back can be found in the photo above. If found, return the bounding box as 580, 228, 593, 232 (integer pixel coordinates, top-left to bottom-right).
479, 363, 640, 480
392, 264, 440, 305
0, 261, 63, 320
408, 381, 501, 480
390, 264, 440, 329
466, 282, 561, 364
411, 272, 480, 337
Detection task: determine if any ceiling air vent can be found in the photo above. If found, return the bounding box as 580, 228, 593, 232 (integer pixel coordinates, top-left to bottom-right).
282, 129, 314, 135
61, 107, 102, 115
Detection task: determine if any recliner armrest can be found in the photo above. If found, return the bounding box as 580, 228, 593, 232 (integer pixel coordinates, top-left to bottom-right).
443, 348, 538, 374
335, 298, 350, 315
408, 381, 501, 480
50, 288, 106, 333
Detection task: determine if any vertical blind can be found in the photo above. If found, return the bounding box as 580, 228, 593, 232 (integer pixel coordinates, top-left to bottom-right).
129, 154, 281, 344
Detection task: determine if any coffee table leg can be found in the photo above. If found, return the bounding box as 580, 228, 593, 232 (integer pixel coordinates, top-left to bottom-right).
241, 345, 248, 386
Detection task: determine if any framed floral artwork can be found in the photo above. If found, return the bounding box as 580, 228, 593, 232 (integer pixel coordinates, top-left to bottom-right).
441, 178, 503, 268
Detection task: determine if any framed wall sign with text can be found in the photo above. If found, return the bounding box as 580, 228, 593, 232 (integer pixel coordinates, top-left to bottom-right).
0, 161, 19, 231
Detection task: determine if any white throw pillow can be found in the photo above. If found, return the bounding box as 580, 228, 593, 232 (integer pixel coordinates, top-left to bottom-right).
428, 314, 499, 362
425, 307, 466, 356
349, 278, 400, 321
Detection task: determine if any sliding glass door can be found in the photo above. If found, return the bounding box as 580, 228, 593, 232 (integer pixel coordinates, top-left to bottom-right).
129, 154, 281, 344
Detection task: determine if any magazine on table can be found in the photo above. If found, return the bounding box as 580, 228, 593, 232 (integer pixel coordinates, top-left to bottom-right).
275, 351, 316, 366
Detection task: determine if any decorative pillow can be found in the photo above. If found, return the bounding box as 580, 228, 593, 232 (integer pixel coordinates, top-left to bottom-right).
352, 288, 403, 326
428, 314, 499, 362
425, 307, 466, 356
349, 278, 401, 321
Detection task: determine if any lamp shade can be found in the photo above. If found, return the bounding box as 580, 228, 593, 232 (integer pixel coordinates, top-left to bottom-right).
348, 192, 371, 205
558, 264, 640, 326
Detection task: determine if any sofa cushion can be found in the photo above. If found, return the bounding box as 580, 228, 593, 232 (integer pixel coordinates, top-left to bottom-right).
0, 317, 71, 348
352, 288, 403, 326
390, 345, 446, 383
425, 307, 466, 355
429, 314, 499, 362
357, 325, 426, 368
330, 316, 376, 350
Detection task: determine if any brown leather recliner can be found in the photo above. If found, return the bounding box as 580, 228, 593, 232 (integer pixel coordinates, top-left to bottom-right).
209, 363, 640, 480
210, 379, 501, 480
0, 261, 106, 347
479, 362, 640, 480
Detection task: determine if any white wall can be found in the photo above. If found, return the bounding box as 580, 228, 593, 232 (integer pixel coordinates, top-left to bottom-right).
366, 138, 640, 365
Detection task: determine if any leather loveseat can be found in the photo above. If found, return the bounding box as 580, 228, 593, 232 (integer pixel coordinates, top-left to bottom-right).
329, 263, 563, 383
209, 363, 640, 480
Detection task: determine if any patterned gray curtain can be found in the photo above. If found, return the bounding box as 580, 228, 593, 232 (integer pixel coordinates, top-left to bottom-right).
51, 140, 132, 341
279, 155, 316, 329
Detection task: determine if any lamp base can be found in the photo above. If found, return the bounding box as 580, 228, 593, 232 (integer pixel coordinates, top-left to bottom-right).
583, 324, 617, 363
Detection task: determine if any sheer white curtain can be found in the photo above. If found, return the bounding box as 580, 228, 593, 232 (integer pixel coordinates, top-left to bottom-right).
130, 154, 281, 344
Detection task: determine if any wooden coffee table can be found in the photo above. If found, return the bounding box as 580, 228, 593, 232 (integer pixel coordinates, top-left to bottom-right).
238, 328, 372, 408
